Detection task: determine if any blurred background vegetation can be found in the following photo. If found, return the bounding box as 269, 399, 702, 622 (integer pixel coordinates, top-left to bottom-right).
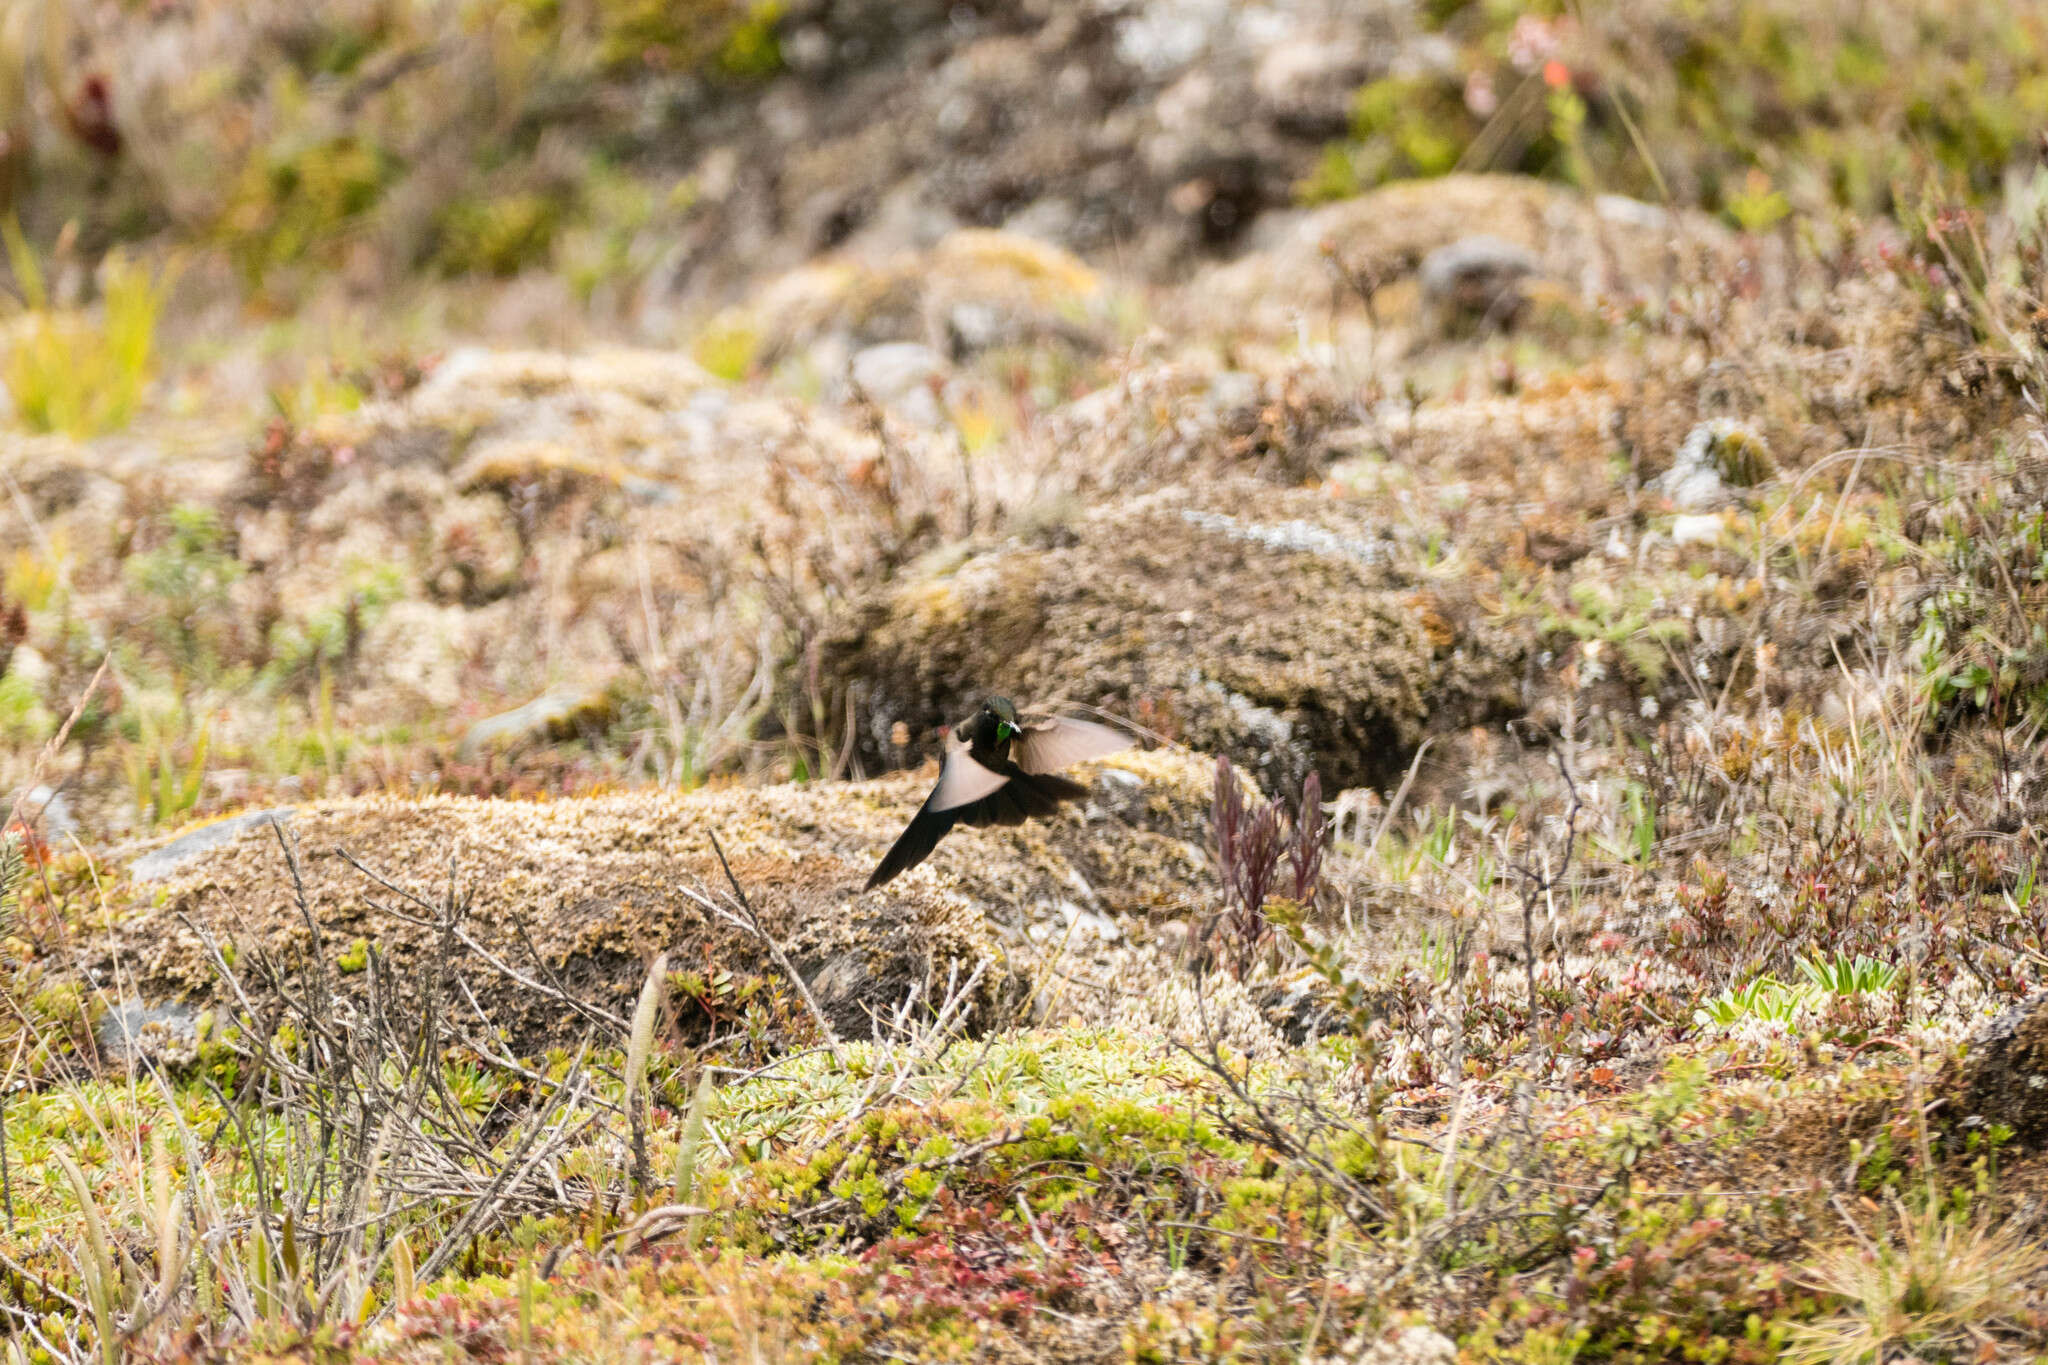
0, 0, 2039, 332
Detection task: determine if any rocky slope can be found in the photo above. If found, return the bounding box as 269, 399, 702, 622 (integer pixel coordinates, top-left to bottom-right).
5, 3, 2048, 1356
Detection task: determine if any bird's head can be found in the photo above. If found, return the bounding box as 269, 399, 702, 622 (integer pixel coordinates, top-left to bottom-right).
984, 696, 1020, 744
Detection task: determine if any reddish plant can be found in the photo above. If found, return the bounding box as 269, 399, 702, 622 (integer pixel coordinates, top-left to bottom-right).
1210, 756, 1328, 977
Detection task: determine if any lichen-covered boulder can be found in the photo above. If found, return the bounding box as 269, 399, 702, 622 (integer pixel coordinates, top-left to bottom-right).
1198, 174, 1730, 338
1942, 992, 2048, 1148
735, 228, 1110, 371
94, 750, 1214, 1052
821, 483, 1523, 795
1419, 234, 1543, 336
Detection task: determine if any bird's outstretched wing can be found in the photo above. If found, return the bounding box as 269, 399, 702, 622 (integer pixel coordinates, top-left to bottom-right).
865, 737, 1012, 890
948, 770, 1088, 828
1012, 716, 1132, 774
928, 735, 1012, 812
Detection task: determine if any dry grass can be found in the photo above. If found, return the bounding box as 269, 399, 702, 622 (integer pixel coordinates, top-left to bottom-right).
1788, 1199, 2047, 1364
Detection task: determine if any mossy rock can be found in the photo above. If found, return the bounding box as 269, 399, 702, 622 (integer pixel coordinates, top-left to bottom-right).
90, 750, 1214, 1053
1699, 421, 1775, 487
1942, 991, 2048, 1149
820, 483, 1524, 796
1202, 174, 1735, 337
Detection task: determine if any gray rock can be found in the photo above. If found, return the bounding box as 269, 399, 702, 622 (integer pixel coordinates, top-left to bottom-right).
131, 809, 295, 883
1205, 370, 1261, 416
1253, 37, 1373, 136
97, 999, 202, 1070
1419, 235, 1542, 335
16, 784, 78, 843
781, 24, 833, 73
849, 342, 949, 426
1942, 991, 2048, 1147
459, 688, 616, 756
1001, 197, 1082, 244
1655, 463, 1725, 511
1031, 900, 1123, 945
945, 301, 1006, 354
1349, 1326, 1460, 1365
1653, 420, 1773, 511
1596, 193, 1672, 231
1114, 0, 1233, 75
5, 643, 51, 689
1092, 767, 1150, 822
621, 474, 683, 507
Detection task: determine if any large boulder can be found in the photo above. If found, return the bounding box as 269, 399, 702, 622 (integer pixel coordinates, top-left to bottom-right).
91, 749, 1214, 1053
737, 228, 1111, 372
1942, 992, 2048, 1148
1418, 234, 1543, 337
1197, 174, 1734, 338
821, 483, 1523, 795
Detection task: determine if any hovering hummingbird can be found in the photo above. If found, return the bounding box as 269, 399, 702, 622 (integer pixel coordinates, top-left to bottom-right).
865, 697, 1133, 890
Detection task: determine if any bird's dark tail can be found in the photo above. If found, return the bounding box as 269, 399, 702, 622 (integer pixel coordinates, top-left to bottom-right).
865, 797, 958, 890
864, 771, 1091, 890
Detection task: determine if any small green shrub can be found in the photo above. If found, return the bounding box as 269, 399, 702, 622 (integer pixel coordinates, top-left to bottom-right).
1349, 73, 1475, 182
1695, 956, 1900, 1031
124, 505, 245, 674
718, 1, 785, 78
260, 559, 406, 687
1794, 953, 1898, 998
1693, 976, 1805, 1030
433, 193, 568, 277
0, 670, 54, 744
1543, 580, 1690, 686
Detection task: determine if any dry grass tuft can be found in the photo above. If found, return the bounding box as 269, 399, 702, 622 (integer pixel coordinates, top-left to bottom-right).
1786, 1200, 2047, 1365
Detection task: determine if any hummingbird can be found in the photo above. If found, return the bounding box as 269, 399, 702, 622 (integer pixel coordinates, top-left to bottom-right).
865, 697, 1133, 890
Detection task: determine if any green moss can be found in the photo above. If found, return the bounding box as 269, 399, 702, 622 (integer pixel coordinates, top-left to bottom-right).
1351, 74, 1475, 181
31, 979, 90, 1034
1321, 1, 2048, 217
222, 133, 397, 289
691, 315, 763, 382
718, 2, 785, 78
1297, 144, 1365, 205
594, 0, 782, 76
0, 671, 54, 744
433, 192, 569, 278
